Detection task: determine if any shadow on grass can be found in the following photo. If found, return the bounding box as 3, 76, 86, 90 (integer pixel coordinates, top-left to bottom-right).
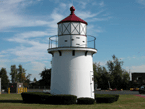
0, 100, 24, 103
0, 100, 97, 105
0, 100, 115, 105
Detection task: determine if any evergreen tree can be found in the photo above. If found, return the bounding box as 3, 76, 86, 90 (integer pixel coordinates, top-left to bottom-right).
106, 55, 130, 89
39, 67, 51, 88
17, 64, 27, 83
93, 62, 110, 89
10, 64, 31, 87
33, 77, 37, 82
0, 68, 10, 89
10, 65, 20, 83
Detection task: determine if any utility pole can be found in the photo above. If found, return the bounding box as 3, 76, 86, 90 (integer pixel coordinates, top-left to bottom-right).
129, 69, 131, 81
108, 81, 111, 89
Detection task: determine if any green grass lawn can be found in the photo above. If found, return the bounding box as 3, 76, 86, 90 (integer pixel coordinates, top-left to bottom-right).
0, 94, 145, 109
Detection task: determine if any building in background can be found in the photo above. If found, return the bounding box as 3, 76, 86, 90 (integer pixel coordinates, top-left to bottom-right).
131, 72, 145, 87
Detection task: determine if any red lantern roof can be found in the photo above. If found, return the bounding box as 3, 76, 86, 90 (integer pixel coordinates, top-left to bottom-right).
57, 6, 88, 25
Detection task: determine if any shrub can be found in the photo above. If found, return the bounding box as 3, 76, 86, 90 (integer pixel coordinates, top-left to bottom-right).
111, 94, 119, 101
21, 92, 49, 104
21, 93, 77, 105
49, 94, 77, 105
95, 94, 119, 102
95, 94, 116, 103
77, 97, 95, 104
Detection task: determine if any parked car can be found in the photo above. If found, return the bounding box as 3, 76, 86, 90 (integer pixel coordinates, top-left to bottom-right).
139, 85, 145, 94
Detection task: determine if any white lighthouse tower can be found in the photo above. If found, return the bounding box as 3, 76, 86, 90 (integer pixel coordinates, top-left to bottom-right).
48, 6, 97, 99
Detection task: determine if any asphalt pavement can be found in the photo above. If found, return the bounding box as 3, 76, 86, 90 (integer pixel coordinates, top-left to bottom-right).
1, 89, 142, 95
95, 90, 140, 95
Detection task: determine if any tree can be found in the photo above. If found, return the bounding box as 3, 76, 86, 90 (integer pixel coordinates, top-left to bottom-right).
33, 77, 37, 82
23, 73, 32, 87
0, 68, 10, 89
93, 62, 111, 89
17, 64, 27, 83
122, 69, 130, 89
93, 62, 102, 85
9, 64, 32, 87
106, 55, 129, 89
10, 65, 18, 83
101, 66, 111, 89
38, 67, 51, 88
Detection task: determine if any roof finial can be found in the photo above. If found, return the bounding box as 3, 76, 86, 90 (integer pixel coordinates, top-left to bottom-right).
70, 6, 75, 15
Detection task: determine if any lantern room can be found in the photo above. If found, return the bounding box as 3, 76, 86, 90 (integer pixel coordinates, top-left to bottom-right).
57, 6, 88, 48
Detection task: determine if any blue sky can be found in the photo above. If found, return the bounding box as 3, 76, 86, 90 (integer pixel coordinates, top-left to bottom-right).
0, 0, 145, 82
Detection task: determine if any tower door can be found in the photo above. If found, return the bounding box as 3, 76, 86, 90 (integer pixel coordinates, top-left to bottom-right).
90, 71, 94, 98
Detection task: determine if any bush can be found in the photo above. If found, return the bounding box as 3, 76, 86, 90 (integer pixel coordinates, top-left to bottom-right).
77, 97, 95, 104
111, 94, 119, 101
21, 92, 49, 104
95, 94, 119, 102
95, 94, 116, 103
49, 94, 77, 105
21, 93, 77, 105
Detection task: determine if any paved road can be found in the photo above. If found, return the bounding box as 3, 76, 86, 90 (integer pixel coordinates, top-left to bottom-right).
1, 89, 142, 95
95, 90, 140, 95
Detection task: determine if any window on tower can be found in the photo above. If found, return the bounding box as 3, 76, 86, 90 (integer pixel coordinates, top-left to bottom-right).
76, 37, 80, 39
65, 40, 67, 42
72, 39, 74, 41
83, 41, 85, 43
76, 44, 80, 45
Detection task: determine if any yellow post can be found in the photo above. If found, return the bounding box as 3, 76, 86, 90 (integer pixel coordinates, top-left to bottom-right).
26, 87, 27, 92
20, 88, 21, 93
21, 87, 23, 93
24, 87, 25, 92
18, 88, 20, 94
136, 88, 139, 91
20, 87, 22, 93
8, 87, 10, 94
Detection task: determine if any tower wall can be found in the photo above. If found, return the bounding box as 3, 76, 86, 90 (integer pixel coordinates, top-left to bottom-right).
50, 50, 94, 99
58, 35, 87, 47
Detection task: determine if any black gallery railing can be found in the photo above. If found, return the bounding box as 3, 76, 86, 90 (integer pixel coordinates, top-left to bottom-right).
48, 35, 96, 49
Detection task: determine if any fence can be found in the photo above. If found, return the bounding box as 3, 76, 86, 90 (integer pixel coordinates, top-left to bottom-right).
27, 86, 50, 89
48, 35, 97, 49
8, 87, 27, 94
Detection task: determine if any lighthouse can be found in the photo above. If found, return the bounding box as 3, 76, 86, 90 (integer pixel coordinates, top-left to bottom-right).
48, 6, 97, 99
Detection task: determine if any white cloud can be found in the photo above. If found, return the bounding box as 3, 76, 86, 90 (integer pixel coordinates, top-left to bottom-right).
0, 58, 10, 70
77, 1, 87, 9
2, 30, 55, 63
99, 1, 105, 7
0, 0, 65, 31
129, 64, 145, 72
87, 25, 103, 34
100, 61, 107, 66
31, 61, 46, 71
16, 31, 50, 39
0, 0, 47, 30
77, 10, 103, 20
60, 3, 67, 8
136, 0, 145, 6
93, 61, 107, 66
92, 1, 105, 7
